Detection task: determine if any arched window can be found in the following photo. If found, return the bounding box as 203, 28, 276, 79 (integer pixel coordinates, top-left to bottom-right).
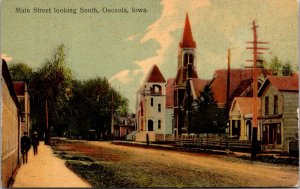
183, 53, 194, 66
150, 85, 162, 95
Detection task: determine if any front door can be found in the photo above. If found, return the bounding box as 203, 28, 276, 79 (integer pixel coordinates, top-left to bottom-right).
148, 120, 153, 131
268, 124, 281, 148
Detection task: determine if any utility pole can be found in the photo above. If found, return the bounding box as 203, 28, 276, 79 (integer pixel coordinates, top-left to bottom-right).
111, 93, 114, 140
225, 48, 231, 154
246, 20, 269, 158
45, 98, 49, 145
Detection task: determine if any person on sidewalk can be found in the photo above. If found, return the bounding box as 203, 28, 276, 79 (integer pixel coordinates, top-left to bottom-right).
32, 131, 39, 155
21, 132, 31, 164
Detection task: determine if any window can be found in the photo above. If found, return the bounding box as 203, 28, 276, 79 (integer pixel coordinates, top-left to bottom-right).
265, 96, 269, 115
158, 104, 161, 112
158, 120, 161, 129
232, 120, 240, 136
151, 98, 153, 106
183, 53, 194, 66
274, 95, 278, 114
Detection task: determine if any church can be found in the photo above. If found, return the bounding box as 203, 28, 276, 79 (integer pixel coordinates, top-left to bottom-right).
135, 14, 209, 141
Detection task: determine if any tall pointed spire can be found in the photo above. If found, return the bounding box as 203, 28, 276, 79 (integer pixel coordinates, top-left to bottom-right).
179, 13, 196, 48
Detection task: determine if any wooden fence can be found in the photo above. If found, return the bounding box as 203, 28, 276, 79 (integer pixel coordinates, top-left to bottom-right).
174, 136, 253, 152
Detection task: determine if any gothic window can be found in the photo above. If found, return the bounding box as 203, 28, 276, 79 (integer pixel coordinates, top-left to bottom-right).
265, 96, 269, 115
189, 54, 193, 64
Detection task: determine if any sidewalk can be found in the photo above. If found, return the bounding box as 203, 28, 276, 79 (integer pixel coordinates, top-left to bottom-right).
12, 143, 91, 188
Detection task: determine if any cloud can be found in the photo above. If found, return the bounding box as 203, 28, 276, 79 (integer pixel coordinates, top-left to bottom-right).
135, 0, 211, 75
123, 34, 140, 41
1, 54, 12, 62
109, 69, 131, 84
110, 0, 211, 112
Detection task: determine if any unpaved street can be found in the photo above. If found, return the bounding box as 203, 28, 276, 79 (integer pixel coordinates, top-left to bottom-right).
53, 140, 299, 187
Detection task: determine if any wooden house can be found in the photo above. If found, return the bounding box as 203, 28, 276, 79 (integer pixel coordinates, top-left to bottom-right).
229, 97, 261, 140
258, 75, 299, 152
13, 81, 31, 135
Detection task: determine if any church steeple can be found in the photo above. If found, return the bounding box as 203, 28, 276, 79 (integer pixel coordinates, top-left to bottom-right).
179, 13, 196, 49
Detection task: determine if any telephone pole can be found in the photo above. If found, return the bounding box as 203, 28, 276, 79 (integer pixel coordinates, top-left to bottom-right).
111, 93, 114, 139
246, 20, 269, 158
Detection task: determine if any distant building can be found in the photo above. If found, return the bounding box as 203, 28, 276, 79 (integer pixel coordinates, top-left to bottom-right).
258, 75, 299, 152
13, 81, 31, 134
114, 114, 136, 139
1, 59, 21, 187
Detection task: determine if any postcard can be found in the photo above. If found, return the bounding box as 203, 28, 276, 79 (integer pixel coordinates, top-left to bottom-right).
1, 0, 299, 188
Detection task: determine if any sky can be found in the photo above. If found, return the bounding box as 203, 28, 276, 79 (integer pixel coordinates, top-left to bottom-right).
1, 0, 298, 112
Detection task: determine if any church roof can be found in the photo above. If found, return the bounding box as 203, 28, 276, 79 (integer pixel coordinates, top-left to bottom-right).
179, 14, 196, 48
210, 68, 272, 106
190, 78, 211, 99
145, 64, 166, 83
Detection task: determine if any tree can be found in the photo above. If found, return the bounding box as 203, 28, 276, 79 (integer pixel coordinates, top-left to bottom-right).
29, 44, 73, 144
66, 77, 129, 139
282, 62, 293, 76
269, 56, 282, 76
190, 84, 226, 136
8, 62, 33, 82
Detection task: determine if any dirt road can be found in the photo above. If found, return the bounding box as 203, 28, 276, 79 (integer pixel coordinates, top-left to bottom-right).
53, 140, 299, 187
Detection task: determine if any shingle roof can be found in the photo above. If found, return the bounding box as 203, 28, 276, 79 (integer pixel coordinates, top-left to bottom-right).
232, 97, 261, 115
144, 64, 166, 83
179, 13, 196, 48
267, 75, 299, 92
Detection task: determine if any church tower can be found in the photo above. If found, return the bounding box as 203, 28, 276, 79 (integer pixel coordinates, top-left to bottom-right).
174, 13, 198, 137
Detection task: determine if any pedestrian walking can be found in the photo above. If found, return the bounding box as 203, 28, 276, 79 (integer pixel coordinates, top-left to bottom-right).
32, 131, 39, 155
21, 132, 30, 164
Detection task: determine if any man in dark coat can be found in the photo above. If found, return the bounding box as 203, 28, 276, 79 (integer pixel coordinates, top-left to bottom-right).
21, 132, 30, 164
32, 131, 39, 155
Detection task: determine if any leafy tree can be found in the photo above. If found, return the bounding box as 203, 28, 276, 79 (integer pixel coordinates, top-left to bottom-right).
29, 44, 73, 144
269, 56, 282, 76
282, 62, 293, 76
8, 62, 33, 82
66, 77, 129, 139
